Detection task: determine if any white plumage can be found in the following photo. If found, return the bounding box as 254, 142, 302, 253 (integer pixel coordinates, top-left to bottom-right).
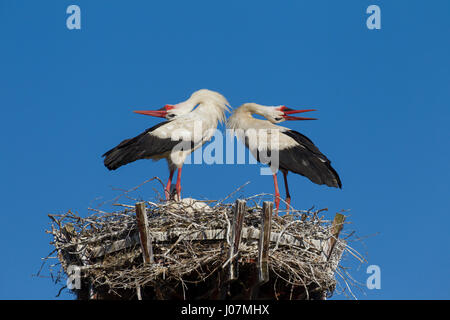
103, 89, 230, 200
227, 103, 341, 213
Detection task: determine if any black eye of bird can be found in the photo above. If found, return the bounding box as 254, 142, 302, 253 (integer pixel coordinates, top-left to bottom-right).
274, 117, 283, 121
167, 114, 175, 119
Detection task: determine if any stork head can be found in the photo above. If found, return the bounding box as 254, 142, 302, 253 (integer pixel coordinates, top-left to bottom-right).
241, 103, 317, 123
133, 102, 193, 120
133, 89, 230, 121
271, 106, 317, 123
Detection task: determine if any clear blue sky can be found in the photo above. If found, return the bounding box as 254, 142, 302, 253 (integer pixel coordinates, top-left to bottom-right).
0, 0, 449, 299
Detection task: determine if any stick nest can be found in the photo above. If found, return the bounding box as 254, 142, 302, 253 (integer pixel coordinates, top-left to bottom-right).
45, 190, 359, 299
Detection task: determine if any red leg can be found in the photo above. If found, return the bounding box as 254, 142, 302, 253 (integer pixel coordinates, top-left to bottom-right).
175, 166, 182, 201
282, 170, 291, 211
273, 173, 280, 215
165, 169, 175, 200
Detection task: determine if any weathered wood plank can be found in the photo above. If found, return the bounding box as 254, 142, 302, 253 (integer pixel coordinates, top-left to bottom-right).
88, 226, 325, 259
258, 201, 272, 283
229, 199, 246, 280
135, 202, 154, 264
327, 213, 346, 260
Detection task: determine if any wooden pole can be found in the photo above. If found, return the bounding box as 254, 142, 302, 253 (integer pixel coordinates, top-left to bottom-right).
327, 213, 346, 260
136, 284, 142, 300
258, 201, 273, 284
135, 202, 154, 264
229, 199, 246, 280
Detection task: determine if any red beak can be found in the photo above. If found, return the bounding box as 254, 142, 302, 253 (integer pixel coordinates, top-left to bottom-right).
280, 106, 317, 121
133, 105, 174, 118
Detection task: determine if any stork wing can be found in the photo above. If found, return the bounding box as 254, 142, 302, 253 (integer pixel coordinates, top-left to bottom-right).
278, 130, 342, 188
102, 121, 193, 170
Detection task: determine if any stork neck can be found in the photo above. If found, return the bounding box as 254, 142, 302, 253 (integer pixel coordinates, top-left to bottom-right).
190, 102, 223, 127
228, 108, 279, 132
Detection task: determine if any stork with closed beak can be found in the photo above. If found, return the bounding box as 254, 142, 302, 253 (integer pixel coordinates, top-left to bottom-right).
227, 103, 341, 213
103, 89, 230, 201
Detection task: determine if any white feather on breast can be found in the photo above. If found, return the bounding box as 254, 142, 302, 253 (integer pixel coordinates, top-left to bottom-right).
148, 113, 220, 167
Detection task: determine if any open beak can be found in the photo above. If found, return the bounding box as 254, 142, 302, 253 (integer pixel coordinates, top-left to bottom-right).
281, 107, 317, 121
133, 105, 173, 118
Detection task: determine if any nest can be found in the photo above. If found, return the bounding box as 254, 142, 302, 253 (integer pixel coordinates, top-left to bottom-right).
44, 187, 359, 300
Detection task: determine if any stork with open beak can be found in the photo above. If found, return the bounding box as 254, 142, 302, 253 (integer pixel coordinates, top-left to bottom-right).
103, 89, 230, 201
227, 103, 341, 213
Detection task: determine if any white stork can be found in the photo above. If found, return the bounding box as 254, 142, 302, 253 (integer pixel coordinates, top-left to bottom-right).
103, 89, 230, 200
227, 103, 341, 213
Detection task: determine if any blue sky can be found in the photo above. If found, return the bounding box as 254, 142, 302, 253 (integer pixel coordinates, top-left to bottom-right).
0, 0, 449, 299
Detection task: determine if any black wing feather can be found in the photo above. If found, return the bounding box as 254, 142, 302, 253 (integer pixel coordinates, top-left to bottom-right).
251, 129, 342, 188
102, 121, 185, 170
280, 130, 342, 188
